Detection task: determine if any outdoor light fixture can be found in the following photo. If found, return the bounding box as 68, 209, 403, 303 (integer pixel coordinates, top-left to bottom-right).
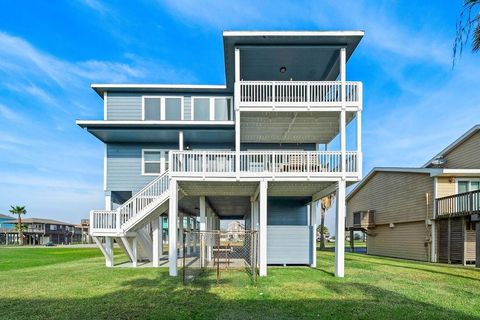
279, 66, 287, 73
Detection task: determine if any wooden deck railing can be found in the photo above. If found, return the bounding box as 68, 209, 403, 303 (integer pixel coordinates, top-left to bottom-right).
435, 190, 480, 218
239, 81, 361, 105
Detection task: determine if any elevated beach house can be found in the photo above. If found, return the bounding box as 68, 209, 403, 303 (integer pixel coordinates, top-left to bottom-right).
347, 125, 480, 265
77, 31, 364, 277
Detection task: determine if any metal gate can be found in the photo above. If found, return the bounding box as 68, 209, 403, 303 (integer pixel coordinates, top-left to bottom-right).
182, 230, 258, 285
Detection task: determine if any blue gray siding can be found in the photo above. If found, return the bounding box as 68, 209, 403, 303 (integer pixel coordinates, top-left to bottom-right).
106, 143, 177, 193
106, 92, 231, 121
267, 197, 309, 225
242, 143, 316, 151
267, 226, 312, 264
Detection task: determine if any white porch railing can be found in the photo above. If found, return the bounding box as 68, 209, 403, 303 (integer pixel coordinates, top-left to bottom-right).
90, 171, 170, 234
239, 81, 361, 105
170, 151, 358, 176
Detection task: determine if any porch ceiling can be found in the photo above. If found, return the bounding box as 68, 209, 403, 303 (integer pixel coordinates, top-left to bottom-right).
268, 181, 334, 197
240, 111, 354, 144
179, 181, 258, 197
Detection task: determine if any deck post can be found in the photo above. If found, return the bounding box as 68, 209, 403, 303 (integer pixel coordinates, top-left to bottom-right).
234, 47, 241, 177
200, 196, 206, 231
349, 229, 354, 252
168, 179, 178, 276
340, 47, 346, 177
179, 211, 184, 258
476, 221, 480, 268
310, 201, 317, 267
186, 216, 191, 255
335, 179, 346, 277
105, 237, 114, 267
259, 180, 268, 276
152, 216, 160, 267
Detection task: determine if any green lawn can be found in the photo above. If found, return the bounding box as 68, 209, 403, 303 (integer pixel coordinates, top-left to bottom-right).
0, 247, 479, 319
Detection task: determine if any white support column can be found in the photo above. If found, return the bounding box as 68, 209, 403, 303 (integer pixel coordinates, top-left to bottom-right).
207, 209, 212, 262
335, 180, 346, 277
259, 180, 268, 276
168, 179, 178, 276
356, 110, 362, 177
310, 201, 317, 268
234, 47, 241, 176
186, 216, 191, 255
104, 237, 114, 267
250, 199, 255, 229
179, 130, 184, 151
199, 196, 206, 231
431, 177, 438, 262
152, 216, 161, 267
105, 194, 112, 211
132, 237, 138, 268
161, 216, 165, 255
340, 47, 347, 176
179, 211, 184, 257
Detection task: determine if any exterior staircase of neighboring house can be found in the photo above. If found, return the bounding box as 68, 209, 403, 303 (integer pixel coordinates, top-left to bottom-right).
90, 170, 178, 265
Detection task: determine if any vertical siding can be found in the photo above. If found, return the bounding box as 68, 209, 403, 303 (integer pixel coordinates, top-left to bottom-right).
443, 131, 480, 169
347, 171, 434, 227
267, 197, 309, 225
436, 177, 456, 198
267, 226, 312, 264
367, 221, 429, 261
106, 143, 177, 193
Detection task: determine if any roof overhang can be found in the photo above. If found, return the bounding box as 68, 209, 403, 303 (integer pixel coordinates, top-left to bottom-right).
91, 84, 229, 98
223, 30, 364, 89
76, 120, 235, 143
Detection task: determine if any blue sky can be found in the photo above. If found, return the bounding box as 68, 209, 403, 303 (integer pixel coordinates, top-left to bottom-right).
0, 1, 479, 226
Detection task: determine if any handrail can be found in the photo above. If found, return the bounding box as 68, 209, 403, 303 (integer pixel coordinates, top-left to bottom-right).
91, 170, 170, 232
239, 81, 361, 104
435, 189, 480, 218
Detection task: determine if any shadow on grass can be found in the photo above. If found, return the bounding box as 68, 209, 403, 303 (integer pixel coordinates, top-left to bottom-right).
346, 253, 480, 282
0, 269, 478, 320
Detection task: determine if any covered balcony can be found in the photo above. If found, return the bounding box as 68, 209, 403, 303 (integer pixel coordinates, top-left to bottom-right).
170, 150, 360, 180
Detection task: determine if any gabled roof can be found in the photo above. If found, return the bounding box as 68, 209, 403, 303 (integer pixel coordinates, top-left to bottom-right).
346, 167, 437, 201
423, 124, 480, 168
0, 213, 13, 220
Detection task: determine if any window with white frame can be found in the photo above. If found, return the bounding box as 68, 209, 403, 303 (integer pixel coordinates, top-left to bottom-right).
142, 149, 168, 175
143, 97, 183, 121
193, 97, 232, 121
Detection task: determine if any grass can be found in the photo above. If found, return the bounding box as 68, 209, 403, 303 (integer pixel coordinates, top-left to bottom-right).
0, 247, 479, 319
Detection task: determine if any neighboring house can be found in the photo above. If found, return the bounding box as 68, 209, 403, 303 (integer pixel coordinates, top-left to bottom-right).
78, 30, 364, 277
1, 217, 77, 245
347, 125, 480, 265
73, 219, 92, 244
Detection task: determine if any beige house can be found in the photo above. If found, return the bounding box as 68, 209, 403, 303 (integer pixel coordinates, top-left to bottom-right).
347, 125, 480, 265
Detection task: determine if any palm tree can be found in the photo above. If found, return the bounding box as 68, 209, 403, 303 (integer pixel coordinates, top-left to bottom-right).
319, 195, 333, 250
454, 0, 480, 62
9, 206, 27, 245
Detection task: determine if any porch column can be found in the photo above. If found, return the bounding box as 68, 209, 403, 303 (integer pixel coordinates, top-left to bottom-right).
179, 130, 184, 151
250, 198, 255, 229
310, 201, 317, 268
356, 110, 362, 177
105, 193, 112, 211
340, 47, 346, 176
200, 196, 206, 231
105, 237, 114, 267
168, 179, 178, 276
259, 180, 268, 276
207, 208, 212, 262
152, 216, 161, 267
186, 216, 191, 255
179, 211, 184, 257
132, 237, 138, 268
234, 47, 241, 175
335, 180, 346, 277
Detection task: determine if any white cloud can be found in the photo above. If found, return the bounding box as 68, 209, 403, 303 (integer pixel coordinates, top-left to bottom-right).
0, 104, 25, 124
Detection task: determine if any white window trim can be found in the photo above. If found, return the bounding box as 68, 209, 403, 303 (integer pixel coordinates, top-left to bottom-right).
141, 149, 168, 176
456, 178, 480, 194
192, 96, 233, 121
142, 96, 184, 121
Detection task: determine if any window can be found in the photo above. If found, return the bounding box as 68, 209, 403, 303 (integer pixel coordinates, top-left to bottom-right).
142, 97, 183, 120
193, 98, 210, 120
142, 149, 168, 175
144, 98, 161, 120
165, 98, 182, 120
214, 98, 231, 120
50, 225, 57, 231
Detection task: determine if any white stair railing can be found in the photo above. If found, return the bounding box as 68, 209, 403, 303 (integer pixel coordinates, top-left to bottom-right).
91, 170, 170, 234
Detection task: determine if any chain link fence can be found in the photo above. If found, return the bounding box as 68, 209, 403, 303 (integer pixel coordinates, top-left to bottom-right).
182, 230, 258, 285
